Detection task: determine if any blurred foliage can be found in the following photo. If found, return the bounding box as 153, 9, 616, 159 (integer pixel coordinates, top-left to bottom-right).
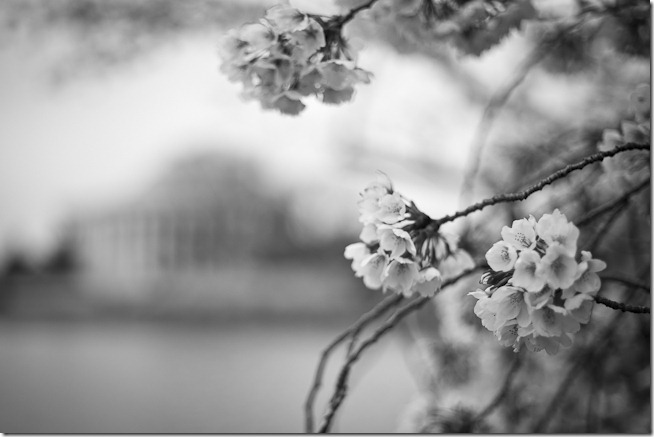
0, 0, 274, 81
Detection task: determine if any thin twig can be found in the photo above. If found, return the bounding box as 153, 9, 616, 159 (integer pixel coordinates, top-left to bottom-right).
473, 354, 523, 424
576, 176, 648, 265
434, 143, 650, 227
345, 294, 403, 356
594, 295, 650, 314
304, 293, 402, 432
601, 275, 651, 294
333, 0, 379, 26
317, 265, 483, 433
586, 199, 629, 252
575, 177, 650, 227
318, 296, 433, 433
459, 50, 541, 205
458, 20, 585, 204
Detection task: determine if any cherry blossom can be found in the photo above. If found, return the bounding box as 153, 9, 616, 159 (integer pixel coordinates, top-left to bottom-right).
379, 227, 417, 259
414, 267, 443, 297
485, 241, 518, 272
501, 217, 537, 251
376, 193, 408, 224
383, 258, 420, 296
535, 209, 580, 256
219, 5, 371, 114
359, 252, 388, 289
346, 175, 469, 298
537, 244, 580, 290
473, 210, 607, 354
511, 249, 546, 292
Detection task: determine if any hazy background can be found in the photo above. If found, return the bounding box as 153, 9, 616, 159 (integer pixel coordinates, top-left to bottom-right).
0, 0, 470, 432
0, 0, 649, 433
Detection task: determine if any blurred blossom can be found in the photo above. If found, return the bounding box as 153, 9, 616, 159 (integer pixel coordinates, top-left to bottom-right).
218, 4, 372, 114
597, 84, 651, 187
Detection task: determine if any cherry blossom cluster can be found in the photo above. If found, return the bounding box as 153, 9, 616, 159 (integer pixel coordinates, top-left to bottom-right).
469, 209, 607, 355
218, 5, 372, 115
376, 0, 536, 56
345, 174, 468, 298
598, 84, 651, 183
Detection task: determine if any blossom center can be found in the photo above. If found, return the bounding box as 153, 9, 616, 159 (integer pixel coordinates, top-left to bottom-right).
501, 248, 511, 262
516, 232, 530, 247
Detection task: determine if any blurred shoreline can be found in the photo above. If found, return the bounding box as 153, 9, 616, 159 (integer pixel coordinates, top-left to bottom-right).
0, 261, 379, 326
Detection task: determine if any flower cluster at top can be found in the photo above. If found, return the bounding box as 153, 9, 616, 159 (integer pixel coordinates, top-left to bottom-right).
376, 0, 537, 56
218, 5, 372, 115
345, 174, 469, 298
598, 84, 651, 183
470, 209, 606, 355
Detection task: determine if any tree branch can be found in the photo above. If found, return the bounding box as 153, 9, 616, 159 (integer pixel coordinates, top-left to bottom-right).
458, 19, 589, 205
304, 293, 403, 432
594, 295, 650, 314
333, 0, 379, 26
317, 265, 483, 433
433, 143, 650, 227
586, 198, 630, 252
575, 176, 650, 227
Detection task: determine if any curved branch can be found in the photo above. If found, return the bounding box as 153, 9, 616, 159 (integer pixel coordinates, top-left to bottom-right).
459, 19, 588, 204
576, 176, 649, 253
459, 47, 541, 204
304, 293, 403, 432
333, 0, 379, 26
594, 295, 650, 314
586, 198, 630, 252
434, 143, 650, 227
317, 265, 483, 433
576, 177, 650, 227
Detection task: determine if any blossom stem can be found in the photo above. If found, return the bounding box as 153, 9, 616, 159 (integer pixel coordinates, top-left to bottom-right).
434, 143, 650, 228
317, 265, 483, 433
594, 295, 650, 314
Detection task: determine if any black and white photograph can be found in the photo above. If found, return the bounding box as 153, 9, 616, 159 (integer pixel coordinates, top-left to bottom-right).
0, 0, 650, 433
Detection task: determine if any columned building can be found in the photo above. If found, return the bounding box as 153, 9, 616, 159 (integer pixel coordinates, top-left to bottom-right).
68, 152, 290, 298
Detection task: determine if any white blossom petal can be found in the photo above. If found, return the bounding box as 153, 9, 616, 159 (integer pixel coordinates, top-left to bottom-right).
501, 218, 537, 250
535, 209, 579, 256
512, 249, 546, 292
485, 241, 518, 272
537, 244, 579, 289
383, 258, 419, 296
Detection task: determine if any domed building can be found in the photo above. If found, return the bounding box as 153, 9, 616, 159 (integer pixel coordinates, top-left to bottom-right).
68, 152, 291, 299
